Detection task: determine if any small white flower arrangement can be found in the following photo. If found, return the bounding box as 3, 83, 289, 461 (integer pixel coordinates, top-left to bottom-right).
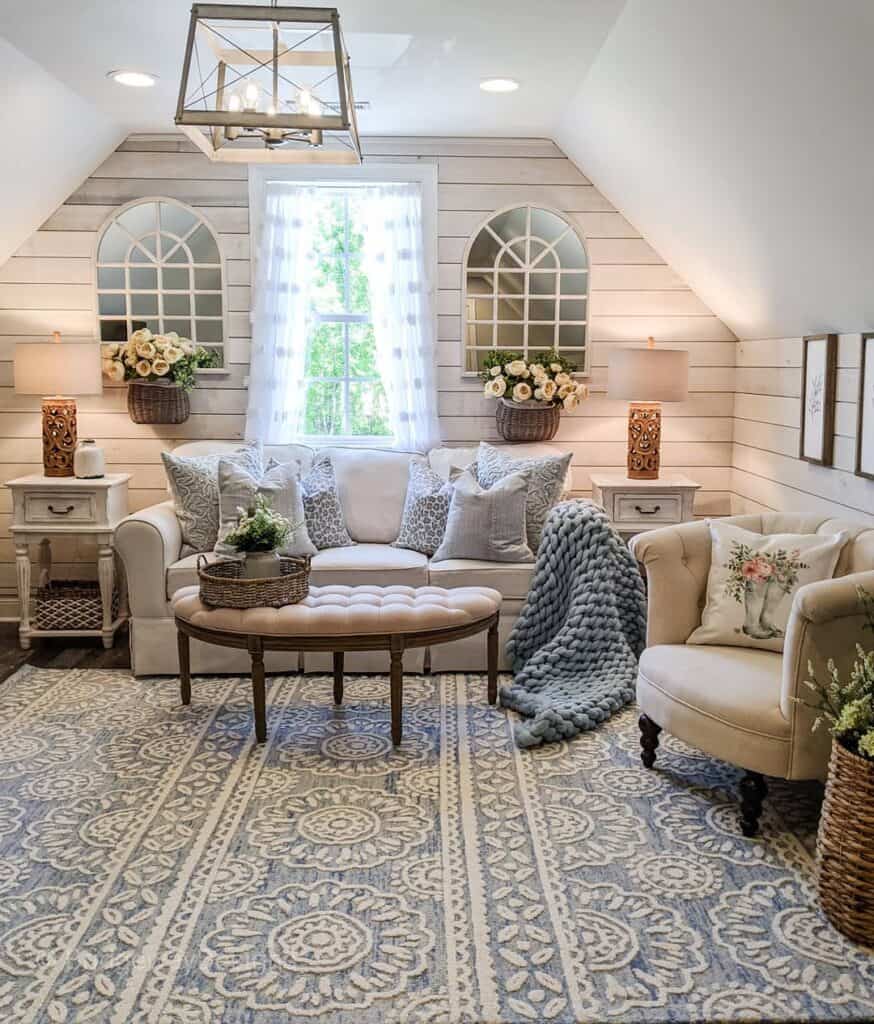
101, 328, 218, 391
480, 350, 589, 411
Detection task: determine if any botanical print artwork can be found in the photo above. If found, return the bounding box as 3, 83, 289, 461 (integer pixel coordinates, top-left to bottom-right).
724, 540, 809, 640
2, 664, 874, 1022
801, 334, 836, 464
857, 334, 874, 479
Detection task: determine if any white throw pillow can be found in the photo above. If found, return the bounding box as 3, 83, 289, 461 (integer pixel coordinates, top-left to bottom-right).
687, 521, 848, 652
215, 459, 316, 558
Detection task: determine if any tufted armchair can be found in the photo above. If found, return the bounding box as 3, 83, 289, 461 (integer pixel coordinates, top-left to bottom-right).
630, 514, 874, 836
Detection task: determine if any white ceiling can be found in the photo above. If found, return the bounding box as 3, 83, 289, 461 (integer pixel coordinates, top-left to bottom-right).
0, 0, 625, 137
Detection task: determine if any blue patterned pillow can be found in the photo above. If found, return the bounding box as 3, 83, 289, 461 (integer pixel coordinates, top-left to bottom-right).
476, 442, 571, 553
393, 457, 453, 556
300, 456, 354, 549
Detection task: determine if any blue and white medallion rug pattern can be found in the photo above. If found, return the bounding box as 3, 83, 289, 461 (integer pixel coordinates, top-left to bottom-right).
1, 665, 873, 1023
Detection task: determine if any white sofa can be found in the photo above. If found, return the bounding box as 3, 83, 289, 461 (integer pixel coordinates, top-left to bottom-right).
116, 440, 569, 676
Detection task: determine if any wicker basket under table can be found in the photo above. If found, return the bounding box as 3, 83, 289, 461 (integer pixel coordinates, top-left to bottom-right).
816, 738, 874, 945
35, 580, 119, 632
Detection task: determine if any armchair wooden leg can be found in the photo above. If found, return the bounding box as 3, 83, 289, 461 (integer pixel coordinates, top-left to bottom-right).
739, 770, 768, 837
639, 714, 661, 769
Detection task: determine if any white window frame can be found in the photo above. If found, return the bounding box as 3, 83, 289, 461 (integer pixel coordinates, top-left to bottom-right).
93, 197, 228, 376
462, 203, 590, 378
248, 163, 439, 446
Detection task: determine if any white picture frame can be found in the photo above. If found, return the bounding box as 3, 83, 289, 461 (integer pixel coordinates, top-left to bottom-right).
799, 334, 837, 466
856, 333, 874, 480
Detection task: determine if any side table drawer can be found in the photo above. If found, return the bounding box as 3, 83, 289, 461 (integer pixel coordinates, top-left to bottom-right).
24, 492, 97, 524
614, 493, 682, 524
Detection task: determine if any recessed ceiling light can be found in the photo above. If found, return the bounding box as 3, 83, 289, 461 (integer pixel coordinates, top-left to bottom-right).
480, 78, 519, 93
107, 69, 157, 88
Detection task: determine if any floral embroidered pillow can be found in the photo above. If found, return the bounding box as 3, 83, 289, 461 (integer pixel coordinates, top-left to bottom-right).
687, 521, 848, 652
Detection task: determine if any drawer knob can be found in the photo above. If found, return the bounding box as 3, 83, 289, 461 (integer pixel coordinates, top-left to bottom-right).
48, 504, 75, 516
634, 504, 661, 515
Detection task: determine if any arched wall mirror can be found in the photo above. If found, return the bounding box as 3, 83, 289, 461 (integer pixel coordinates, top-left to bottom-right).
95, 197, 226, 367
463, 204, 588, 374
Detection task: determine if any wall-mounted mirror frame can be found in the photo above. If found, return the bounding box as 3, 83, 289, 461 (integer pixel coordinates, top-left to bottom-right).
462, 203, 589, 376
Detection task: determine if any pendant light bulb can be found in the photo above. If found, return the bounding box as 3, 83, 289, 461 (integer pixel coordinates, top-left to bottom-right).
227, 93, 242, 113
244, 81, 259, 109
299, 89, 313, 114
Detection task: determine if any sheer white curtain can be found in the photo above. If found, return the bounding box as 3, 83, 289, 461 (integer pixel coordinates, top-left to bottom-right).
356, 183, 441, 452
245, 183, 318, 444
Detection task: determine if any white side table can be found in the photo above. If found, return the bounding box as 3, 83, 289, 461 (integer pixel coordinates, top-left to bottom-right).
591, 473, 701, 540
7, 474, 131, 650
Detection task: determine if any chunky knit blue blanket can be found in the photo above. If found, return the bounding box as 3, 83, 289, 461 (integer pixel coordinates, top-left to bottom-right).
503, 500, 647, 748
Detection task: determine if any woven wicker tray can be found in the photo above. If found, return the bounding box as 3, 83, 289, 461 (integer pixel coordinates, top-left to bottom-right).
197, 555, 310, 609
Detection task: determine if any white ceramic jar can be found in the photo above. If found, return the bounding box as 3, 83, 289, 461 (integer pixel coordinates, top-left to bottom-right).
74, 439, 106, 479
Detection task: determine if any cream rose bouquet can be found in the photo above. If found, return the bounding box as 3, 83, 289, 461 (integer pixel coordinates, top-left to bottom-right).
101, 329, 218, 392
480, 349, 589, 410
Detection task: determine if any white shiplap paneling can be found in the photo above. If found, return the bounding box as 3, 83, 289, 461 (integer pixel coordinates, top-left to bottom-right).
0, 132, 737, 615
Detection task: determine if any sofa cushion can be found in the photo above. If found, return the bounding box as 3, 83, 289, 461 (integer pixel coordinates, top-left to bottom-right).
321, 447, 417, 543
310, 543, 428, 588
166, 551, 221, 599
428, 558, 535, 600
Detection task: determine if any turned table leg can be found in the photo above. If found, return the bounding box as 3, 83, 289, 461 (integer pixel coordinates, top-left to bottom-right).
178, 629, 191, 706
487, 616, 499, 705
390, 639, 404, 746
333, 651, 344, 706
249, 638, 267, 743
14, 542, 31, 650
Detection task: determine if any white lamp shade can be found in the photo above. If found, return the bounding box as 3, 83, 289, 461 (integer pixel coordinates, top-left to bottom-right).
607, 346, 689, 402
14, 342, 103, 396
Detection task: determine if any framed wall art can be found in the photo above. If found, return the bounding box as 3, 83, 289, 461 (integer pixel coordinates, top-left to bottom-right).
799, 333, 837, 466
856, 332, 874, 480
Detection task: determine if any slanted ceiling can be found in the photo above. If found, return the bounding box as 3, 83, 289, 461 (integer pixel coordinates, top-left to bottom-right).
0, 38, 123, 268
556, 0, 874, 341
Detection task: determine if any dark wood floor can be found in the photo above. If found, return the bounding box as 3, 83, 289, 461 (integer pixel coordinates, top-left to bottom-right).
0, 623, 132, 685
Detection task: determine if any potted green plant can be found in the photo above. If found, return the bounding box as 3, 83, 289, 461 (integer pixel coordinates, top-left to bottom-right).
797, 586, 874, 944
480, 349, 589, 442
102, 329, 219, 424
223, 495, 292, 578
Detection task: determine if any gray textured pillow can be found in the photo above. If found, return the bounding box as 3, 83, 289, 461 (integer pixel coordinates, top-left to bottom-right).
300, 455, 354, 549
476, 442, 571, 554
215, 459, 317, 558
432, 468, 534, 563
393, 456, 453, 557
162, 442, 262, 556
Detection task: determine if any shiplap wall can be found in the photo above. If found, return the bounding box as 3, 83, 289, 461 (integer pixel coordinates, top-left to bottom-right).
732, 335, 874, 523
0, 133, 736, 615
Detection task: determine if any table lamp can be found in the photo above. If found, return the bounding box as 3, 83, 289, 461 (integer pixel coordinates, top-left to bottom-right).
14, 333, 103, 477
607, 337, 689, 479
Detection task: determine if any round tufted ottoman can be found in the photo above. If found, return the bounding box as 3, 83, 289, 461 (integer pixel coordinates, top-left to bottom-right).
171, 584, 502, 744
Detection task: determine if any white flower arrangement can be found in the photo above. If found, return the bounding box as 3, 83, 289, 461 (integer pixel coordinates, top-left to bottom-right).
480, 349, 589, 411
101, 328, 218, 392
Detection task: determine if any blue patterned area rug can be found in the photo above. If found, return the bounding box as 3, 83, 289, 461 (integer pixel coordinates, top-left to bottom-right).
1, 665, 873, 1023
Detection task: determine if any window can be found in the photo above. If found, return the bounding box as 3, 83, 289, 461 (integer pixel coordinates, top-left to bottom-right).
95, 198, 225, 366
463, 204, 588, 374
302, 190, 390, 438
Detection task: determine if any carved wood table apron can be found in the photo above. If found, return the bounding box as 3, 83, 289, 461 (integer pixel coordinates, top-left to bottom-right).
171, 584, 502, 745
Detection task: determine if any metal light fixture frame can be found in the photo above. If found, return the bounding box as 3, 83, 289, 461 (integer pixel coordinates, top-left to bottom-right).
175, 3, 361, 164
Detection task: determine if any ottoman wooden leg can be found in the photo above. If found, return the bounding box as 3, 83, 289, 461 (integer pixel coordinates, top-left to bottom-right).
390, 642, 403, 746
487, 616, 499, 705
178, 629, 191, 706
333, 651, 344, 705
249, 639, 267, 743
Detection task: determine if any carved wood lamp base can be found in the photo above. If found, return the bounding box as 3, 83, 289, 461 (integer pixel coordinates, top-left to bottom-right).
626, 401, 662, 480
42, 396, 77, 478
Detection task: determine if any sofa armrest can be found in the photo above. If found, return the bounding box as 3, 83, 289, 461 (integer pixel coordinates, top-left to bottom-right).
630, 521, 712, 646
781, 569, 874, 778
115, 501, 182, 618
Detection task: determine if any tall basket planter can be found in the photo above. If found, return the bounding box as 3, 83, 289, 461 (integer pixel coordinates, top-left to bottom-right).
495, 398, 560, 442
816, 738, 874, 945
127, 379, 191, 425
